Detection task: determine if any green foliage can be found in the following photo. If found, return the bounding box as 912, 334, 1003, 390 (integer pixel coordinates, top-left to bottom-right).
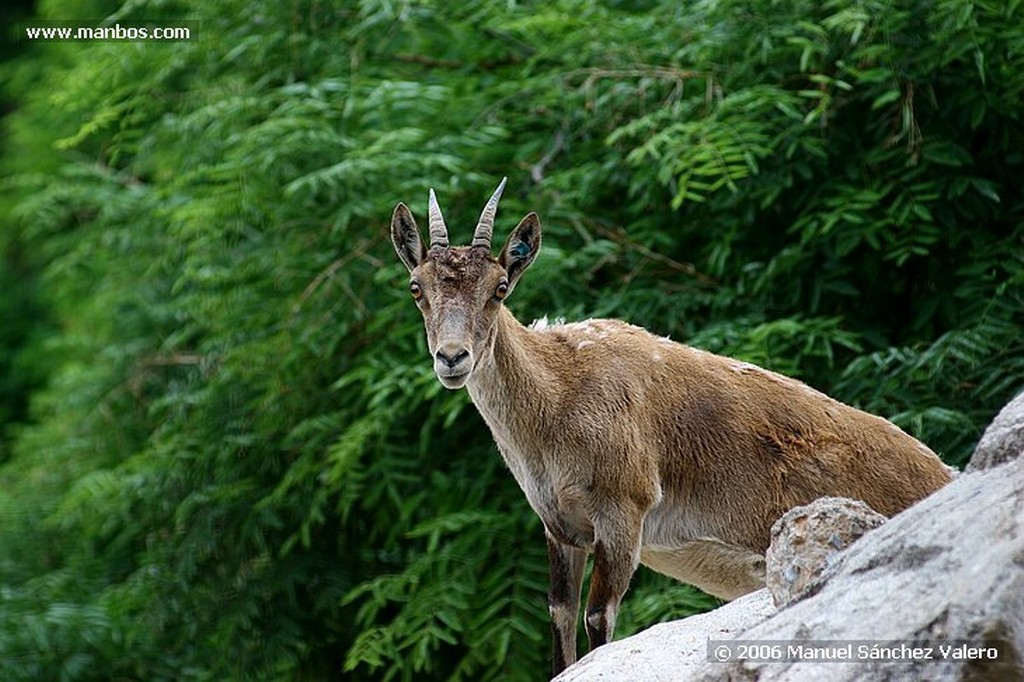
0, 0, 1021, 680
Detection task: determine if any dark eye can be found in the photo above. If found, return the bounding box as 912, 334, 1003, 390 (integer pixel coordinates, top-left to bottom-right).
409, 281, 422, 301
494, 280, 509, 300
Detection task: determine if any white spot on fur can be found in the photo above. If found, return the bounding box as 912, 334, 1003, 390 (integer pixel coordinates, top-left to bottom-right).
579, 320, 611, 339
652, 352, 663, 362
729, 361, 758, 373
578, 340, 594, 349
567, 319, 599, 333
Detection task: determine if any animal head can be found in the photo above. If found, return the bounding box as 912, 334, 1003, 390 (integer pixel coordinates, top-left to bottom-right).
391, 178, 542, 389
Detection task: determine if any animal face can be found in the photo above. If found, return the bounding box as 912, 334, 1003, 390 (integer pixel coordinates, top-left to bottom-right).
390, 180, 541, 388
407, 247, 509, 388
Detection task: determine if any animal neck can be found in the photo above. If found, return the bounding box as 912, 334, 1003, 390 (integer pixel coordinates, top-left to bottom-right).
467, 306, 554, 433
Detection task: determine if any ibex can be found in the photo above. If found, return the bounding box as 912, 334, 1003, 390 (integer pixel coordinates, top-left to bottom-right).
390, 179, 953, 677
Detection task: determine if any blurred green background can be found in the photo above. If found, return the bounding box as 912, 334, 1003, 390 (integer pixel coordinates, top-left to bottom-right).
1, 0, 1021, 679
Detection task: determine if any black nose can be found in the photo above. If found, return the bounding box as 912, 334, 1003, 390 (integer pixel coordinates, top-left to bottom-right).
436, 347, 469, 368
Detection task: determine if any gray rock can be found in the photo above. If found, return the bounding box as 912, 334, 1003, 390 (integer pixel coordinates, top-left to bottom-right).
967, 390, 1024, 472
765, 497, 886, 608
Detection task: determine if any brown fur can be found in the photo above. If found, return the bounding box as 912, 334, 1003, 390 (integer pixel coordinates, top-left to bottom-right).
390, 190, 953, 678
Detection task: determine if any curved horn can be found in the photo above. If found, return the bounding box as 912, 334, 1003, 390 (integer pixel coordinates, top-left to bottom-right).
427, 188, 449, 248
471, 177, 508, 249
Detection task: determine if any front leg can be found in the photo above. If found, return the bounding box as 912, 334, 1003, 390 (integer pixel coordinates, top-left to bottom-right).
546, 530, 586, 677
584, 508, 643, 651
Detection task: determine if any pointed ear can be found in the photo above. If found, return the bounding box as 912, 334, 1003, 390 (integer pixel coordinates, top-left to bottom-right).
391, 202, 426, 272
499, 212, 542, 291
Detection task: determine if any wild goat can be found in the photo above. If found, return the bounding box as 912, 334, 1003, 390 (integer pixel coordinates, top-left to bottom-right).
390, 179, 953, 677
